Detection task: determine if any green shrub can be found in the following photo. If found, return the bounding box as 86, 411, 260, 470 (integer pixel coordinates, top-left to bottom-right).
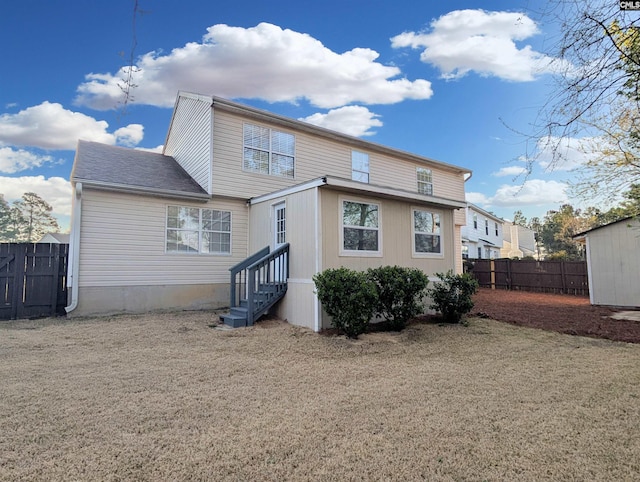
428, 271, 479, 324
368, 266, 429, 331
313, 267, 377, 338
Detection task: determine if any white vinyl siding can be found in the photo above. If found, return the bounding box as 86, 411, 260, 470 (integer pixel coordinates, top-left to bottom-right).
78, 190, 247, 287
164, 94, 212, 194
243, 123, 295, 178
166, 206, 231, 254
351, 150, 369, 183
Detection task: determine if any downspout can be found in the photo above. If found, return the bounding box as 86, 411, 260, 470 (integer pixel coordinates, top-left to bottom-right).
65, 182, 82, 313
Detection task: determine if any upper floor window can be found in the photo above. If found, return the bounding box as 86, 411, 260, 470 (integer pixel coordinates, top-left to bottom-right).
495, 222, 499, 236
351, 151, 369, 183
166, 206, 231, 254
341, 199, 380, 255
243, 123, 295, 178
473, 214, 478, 229
417, 167, 433, 195
413, 209, 441, 256
485, 219, 489, 235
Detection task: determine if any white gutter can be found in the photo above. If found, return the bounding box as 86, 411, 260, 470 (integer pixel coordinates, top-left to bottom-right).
65, 183, 82, 313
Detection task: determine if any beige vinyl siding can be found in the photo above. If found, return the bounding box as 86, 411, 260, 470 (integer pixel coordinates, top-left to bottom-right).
320, 189, 455, 273
249, 188, 320, 281
78, 189, 247, 287
249, 187, 321, 330
454, 208, 466, 274
211, 109, 466, 202
586, 220, 640, 307
164, 95, 212, 194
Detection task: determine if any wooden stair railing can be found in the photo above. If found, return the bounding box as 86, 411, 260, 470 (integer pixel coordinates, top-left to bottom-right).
221, 243, 289, 327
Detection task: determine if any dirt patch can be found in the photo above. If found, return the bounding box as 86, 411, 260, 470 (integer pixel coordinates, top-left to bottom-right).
472, 288, 640, 344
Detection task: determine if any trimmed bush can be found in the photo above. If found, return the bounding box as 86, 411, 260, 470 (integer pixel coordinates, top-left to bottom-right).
313, 268, 377, 338
428, 271, 479, 324
368, 266, 429, 331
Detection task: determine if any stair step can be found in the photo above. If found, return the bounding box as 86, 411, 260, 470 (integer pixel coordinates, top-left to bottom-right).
220, 312, 247, 328
230, 306, 248, 317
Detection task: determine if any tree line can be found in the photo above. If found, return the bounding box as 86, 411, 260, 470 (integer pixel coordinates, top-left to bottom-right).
511, 184, 640, 261
0, 192, 61, 243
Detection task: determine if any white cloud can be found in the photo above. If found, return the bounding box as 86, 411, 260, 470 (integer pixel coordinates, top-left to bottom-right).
0, 175, 72, 229
0, 146, 57, 174
492, 166, 528, 177
75, 22, 433, 110
535, 135, 598, 171
299, 106, 383, 137
136, 145, 164, 153
391, 9, 564, 81
466, 192, 490, 205
468, 179, 568, 210
0, 102, 144, 150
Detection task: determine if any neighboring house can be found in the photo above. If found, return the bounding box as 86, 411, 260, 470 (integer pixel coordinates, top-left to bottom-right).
67, 91, 471, 331
500, 221, 536, 259
574, 217, 640, 308
460, 203, 503, 259
38, 233, 70, 244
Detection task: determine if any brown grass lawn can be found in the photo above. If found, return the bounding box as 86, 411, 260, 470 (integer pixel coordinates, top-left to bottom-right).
1, 312, 640, 481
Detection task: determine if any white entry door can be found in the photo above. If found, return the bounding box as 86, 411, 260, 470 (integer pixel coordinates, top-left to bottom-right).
274, 203, 286, 248
273, 203, 286, 281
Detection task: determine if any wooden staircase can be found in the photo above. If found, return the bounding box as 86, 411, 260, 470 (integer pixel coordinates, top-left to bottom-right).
220, 244, 289, 328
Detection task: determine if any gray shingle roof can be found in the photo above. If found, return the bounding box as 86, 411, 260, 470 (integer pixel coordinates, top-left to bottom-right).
71, 140, 209, 199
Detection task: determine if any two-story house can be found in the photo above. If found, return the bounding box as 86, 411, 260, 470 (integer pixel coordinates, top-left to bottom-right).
66, 91, 471, 331
500, 221, 537, 259
460, 203, 503, 259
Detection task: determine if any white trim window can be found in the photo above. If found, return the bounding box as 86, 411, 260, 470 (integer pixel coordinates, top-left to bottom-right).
166, 206, 231, 254
243, 123, 295, 178
412, 208, 442, 256
341, 199, 381, 255
351, 150, 370, 183
417, 167, 433, 195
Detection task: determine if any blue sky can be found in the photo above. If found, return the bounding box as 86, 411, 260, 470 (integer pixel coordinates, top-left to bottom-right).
1, 0, 587, 230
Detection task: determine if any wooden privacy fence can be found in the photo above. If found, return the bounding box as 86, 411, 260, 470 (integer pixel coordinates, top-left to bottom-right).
0, 243, 69, 321
469, 258, 589, 296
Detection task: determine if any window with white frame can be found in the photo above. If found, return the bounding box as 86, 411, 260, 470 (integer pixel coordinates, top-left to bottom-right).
417, 167, 433, 195
243, 123, 295, 178
413, 209, 442, 255
166, 206, 231, 254
351, 150, 369, 183
342, 200, 380, 253
495, 222, 499, 236
473, 214, 478, 229
485, 219, 489, 235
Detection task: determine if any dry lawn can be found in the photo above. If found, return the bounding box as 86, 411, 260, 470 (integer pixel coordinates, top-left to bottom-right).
1, 312, 640, 481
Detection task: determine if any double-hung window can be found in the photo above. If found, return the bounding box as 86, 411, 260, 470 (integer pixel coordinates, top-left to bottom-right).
413, 208, 442, 256
243, 123, 295, 178
341, 199, 380, 254
417, 167, 433, 195
351, 151, 370, 183
166, 206, 231, 254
